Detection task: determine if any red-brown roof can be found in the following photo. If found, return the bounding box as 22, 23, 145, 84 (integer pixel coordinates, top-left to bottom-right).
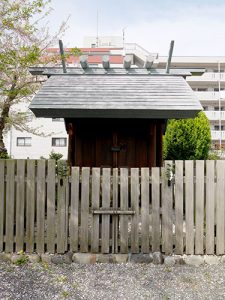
47, 47, 124, 65
47, 47, 123, 53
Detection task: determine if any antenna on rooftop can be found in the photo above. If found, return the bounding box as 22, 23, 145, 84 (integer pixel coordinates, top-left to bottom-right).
96, 10, 99, 47
59, 40, 67, 73
122, 27, 126, 48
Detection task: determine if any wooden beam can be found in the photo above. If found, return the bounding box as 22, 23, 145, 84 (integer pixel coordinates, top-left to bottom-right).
65, 121, 74, 168
144, 55, 154, 69
112, 132, 117, 168
59, 40, 67, 73
166, 40, 174, 74
80, 55, 89, 69
149, 122, 157, 167
102, 55, 110, 69
92, 210, 135, 215
123, 55, 132, 69
156, 121, 164, 167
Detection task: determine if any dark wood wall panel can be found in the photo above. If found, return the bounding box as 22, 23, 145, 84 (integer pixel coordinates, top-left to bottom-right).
65, 118, 165, 168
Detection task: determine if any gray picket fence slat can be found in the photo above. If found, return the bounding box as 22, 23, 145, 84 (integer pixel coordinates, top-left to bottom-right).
5, 160, 15, 253
26, 160, 35, 253
0, 160, 5, 252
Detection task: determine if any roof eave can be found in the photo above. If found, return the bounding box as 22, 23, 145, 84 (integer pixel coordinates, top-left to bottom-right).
29, 107, 202, 119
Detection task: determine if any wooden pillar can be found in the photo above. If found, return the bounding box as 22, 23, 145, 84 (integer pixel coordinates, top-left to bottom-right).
112, 132, 118, 168
65, 122, 74, 167
149, 122, 157, 167
156, 121, 164, 167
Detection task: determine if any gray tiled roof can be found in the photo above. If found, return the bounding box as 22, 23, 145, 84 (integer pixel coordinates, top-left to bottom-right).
29, 74, 202, 119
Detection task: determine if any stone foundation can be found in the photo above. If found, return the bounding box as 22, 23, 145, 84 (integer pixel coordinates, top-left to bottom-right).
0, 252, 224, 266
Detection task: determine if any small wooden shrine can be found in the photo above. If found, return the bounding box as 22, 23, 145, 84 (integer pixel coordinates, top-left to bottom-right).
29, 44, 202, 168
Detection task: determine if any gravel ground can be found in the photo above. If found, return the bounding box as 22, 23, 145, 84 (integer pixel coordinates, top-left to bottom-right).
0, 262, 225, 300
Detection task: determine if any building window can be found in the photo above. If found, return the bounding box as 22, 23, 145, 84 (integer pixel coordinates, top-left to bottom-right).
213, 88, 225, 91
214, 125, 225, 131
52, 138, 67, 147
214, 106, 225, 111
197, 88, 207, 91
17, 137, 32, 146
52, 118, 64, 122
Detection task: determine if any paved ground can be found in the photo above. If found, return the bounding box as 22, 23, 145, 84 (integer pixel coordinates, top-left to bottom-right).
0, 262, 225, 299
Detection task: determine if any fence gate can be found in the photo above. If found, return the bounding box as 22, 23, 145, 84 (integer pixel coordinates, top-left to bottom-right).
76, 165, 171, 255
89, 168, 139, 254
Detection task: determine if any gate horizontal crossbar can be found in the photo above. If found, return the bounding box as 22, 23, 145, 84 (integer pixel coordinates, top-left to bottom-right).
92, 210, 135, 215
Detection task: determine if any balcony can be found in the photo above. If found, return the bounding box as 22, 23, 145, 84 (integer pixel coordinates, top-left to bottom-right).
211, 130, 225, 140
205, 111, 225, 120
187, 72, 225, 82
196, 91, 219, 101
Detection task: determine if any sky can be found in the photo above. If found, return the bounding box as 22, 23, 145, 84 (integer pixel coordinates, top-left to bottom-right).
46, 0, 225, 56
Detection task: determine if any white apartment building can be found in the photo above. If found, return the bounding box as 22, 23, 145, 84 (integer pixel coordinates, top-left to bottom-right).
157, 56, 225, 150
4, 37, 225, 158
4, 115, 68, 159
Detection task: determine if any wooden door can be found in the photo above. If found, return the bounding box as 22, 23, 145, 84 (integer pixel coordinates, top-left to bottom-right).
116, 121, 150, 168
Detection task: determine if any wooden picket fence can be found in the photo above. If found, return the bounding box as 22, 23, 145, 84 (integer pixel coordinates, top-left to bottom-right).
0, 159, 225, 255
